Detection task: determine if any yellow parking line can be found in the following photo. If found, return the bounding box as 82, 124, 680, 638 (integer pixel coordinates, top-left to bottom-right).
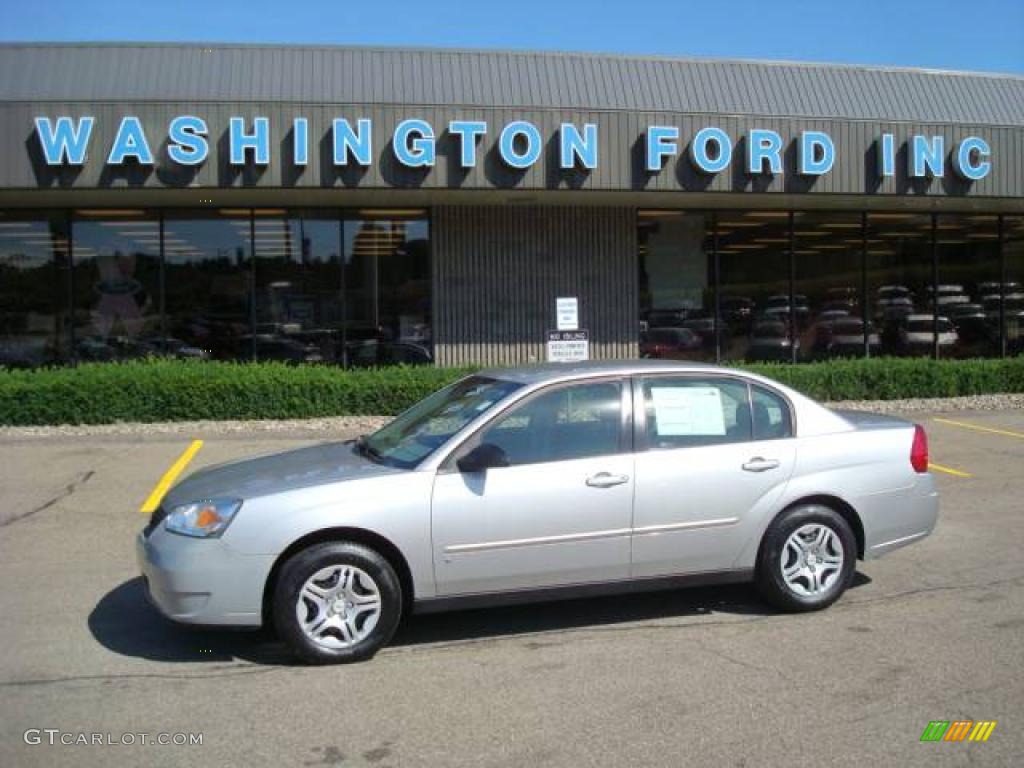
140, 440, 204, 514
933, 417, 1024, 440
928, 462, 973, 478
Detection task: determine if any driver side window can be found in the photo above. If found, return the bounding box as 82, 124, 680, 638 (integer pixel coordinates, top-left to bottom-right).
477, 380, 624, 466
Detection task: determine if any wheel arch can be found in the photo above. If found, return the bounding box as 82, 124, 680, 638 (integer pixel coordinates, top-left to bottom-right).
262, 527, 416, 627
762, 494, 866, 561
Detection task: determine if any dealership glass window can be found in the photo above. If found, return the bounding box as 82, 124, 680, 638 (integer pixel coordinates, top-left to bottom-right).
71, 211, 161, 361
0, 211, 70, 367
792, 212, 866, 361
1005, 216, 1024, 356
865, 213, 934, 357
343, 211, 432, 367
637, 211, 714, 361
251, 210, 344, 364
717, 212, 792, 362
163, 211, 253, 361
935, 214, 1001, 358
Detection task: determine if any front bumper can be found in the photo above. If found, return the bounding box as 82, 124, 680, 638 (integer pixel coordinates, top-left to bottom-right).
136, 528, 275, 627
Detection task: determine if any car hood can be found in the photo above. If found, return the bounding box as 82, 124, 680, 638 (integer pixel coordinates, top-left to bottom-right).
161, 440, 405, 507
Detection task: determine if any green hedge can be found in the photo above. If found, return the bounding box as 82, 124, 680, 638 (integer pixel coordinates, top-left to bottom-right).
0, 357, 1020, 426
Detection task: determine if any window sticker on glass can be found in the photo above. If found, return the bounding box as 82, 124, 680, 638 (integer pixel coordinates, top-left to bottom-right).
650, 386, 726, 436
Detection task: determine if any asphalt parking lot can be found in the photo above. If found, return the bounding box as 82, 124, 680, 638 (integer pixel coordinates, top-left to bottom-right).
1, 410, 1022, 767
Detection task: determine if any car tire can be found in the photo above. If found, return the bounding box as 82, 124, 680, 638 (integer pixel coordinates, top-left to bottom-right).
272, 541, 402, 664
755, 504, 856, 613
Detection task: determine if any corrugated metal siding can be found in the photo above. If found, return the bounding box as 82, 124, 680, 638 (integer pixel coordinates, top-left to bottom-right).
1, 44, 1022, 126
433, 206, 638, 366
3, 101, 1021, 196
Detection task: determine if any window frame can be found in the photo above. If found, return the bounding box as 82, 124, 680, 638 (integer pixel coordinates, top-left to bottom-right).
439, 375, 633, 472
631, 373, 796, 452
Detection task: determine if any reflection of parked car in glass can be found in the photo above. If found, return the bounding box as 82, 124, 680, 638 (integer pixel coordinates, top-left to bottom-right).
977, 281, 1021, 300
244, 334, 324, 364
346, 340, 433, 367
646, 308, 690, 328
948, 304, 994, 347
763, 295, 810, 327
926, 285, 970, 309
681, 313, 730, 349
819, 317, 881, 358
898, 315, 958, 354
824, 286, 858, 309
747, 320, 797, 362
876, 285, 914, 314
640, 328, 703, 359
145, 337, 210, 360
76, 335, 155, 361
721, 296, 755, 332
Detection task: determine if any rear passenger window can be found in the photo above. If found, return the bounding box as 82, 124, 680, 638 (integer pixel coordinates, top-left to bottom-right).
751, 386, 793, 440
642, 378, 752, 449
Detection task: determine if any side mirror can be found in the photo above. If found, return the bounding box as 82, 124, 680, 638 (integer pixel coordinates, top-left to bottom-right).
456, 442, 510, 473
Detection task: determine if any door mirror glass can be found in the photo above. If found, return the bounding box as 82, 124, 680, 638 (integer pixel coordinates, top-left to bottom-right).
456, 442, 510, 473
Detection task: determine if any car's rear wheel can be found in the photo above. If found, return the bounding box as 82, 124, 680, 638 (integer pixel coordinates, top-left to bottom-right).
755, 505, 856, 612
272, 542, 402, 664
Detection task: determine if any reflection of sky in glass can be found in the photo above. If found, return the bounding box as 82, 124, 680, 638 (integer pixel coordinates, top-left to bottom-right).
249, 217, 339, 265
343, 218, 427, 262
0, 220, 66, 270
74, 220, 159, 263
162, 217, 250, 264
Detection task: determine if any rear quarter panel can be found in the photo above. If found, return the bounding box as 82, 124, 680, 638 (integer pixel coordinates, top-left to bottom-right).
733, 413, 938, 568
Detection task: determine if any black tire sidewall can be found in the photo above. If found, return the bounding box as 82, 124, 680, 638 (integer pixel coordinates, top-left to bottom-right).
757, 505, 856, 612
273, 542, 402, 664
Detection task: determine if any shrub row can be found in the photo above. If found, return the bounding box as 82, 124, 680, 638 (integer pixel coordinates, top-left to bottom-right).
0, 357, 1020, 426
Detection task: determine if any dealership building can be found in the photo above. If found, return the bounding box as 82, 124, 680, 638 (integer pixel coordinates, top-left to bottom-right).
0, 43, 1022, 368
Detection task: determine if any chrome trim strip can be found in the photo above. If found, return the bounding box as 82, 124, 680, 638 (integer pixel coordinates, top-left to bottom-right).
869, 529, 930, 552
445, 517, 740, 554
445, 527, 632, 554
632, 517, 740, 535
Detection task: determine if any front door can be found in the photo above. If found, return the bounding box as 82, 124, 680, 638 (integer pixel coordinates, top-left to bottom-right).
630, 375, 797, 578
431, 378, 634, 596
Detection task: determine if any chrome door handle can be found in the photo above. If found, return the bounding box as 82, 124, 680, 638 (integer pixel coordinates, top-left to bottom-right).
742, 457, 780, 472
586, 472, 630, 488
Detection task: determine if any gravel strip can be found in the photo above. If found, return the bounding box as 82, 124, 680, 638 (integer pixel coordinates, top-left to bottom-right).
824, 393, 1024, 414
0, 393, 1020, 439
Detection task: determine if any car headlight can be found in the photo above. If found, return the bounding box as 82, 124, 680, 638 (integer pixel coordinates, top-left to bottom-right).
164, 499, 242, 538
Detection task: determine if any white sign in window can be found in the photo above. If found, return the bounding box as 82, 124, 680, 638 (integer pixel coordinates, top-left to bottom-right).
650, 386, 726, 436
547, 330, 589, 363
556, 297, 579, 331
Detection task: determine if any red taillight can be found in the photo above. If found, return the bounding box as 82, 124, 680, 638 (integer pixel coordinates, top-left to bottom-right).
910, 424, 929, 473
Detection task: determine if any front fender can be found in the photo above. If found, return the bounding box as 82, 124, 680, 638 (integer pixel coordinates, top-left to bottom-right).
222, 472, 437, 598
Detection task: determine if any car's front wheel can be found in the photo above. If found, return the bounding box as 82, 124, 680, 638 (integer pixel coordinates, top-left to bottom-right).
755, 505, 856, 612
272, 542, 402, 664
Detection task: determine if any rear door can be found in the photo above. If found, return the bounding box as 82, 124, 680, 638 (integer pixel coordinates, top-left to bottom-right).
630, 375, 797, 578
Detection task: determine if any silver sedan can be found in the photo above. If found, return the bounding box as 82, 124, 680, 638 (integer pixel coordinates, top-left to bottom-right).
137, 361, 939, 663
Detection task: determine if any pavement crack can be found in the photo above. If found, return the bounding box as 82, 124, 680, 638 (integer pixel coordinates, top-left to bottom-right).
0, 663, 277, 689
1, 469, 95, 528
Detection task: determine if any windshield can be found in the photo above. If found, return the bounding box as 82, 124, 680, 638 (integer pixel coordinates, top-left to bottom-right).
362, 375, 524, 468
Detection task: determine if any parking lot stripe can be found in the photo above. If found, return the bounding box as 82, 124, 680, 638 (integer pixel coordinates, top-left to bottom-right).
933, 417, 1024, 440
928, 462, 973, 478
140, 440, 204, 514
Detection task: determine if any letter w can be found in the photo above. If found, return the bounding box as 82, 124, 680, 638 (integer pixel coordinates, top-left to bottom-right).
920, 721, 949, 742
34, 116, 95, 164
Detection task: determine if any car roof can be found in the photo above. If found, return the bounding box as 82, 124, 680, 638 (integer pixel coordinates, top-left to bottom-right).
478, 359, 724, 384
